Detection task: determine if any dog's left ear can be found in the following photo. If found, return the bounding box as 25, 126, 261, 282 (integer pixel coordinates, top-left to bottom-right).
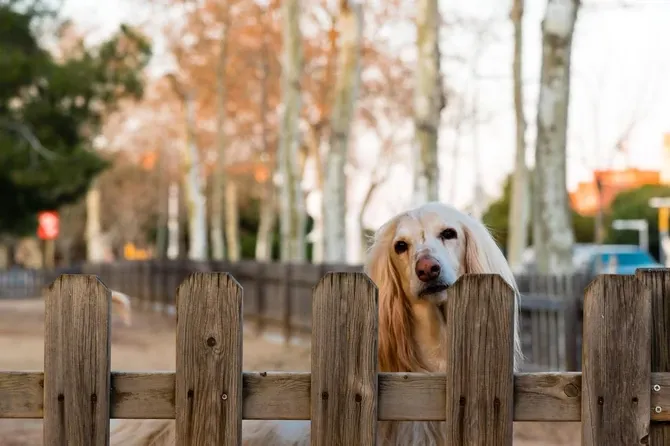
463, 226, 489, 274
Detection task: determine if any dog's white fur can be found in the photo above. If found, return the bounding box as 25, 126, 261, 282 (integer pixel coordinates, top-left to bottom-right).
108, 202, 521, 445
111, 290, 132, 327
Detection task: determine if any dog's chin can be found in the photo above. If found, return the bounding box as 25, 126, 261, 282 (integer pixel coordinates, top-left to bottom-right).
417, 283, 450, 303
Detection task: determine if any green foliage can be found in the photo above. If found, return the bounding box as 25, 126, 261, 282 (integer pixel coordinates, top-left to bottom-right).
0, 3, 152, 235
482, 172, 594, 253
605, 184, 670, 261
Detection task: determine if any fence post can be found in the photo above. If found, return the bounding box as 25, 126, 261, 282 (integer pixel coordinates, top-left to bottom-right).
581, 275, 651, 445
443, 274, 515, 445
636, 269, 670, 445
311, 272, 378, 445
43, 275, 111, 446
175, 272, 243, 446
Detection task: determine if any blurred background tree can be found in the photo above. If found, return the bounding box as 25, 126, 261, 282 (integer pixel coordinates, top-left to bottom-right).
0, 1, 151, 236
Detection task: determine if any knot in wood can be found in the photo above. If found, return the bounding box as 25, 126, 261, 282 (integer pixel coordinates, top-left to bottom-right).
563, 383, 579, 398
206, 337, 216, 347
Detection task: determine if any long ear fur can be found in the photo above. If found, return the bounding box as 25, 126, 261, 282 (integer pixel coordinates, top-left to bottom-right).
364, 219, 429, 373
463, 218, 525, 370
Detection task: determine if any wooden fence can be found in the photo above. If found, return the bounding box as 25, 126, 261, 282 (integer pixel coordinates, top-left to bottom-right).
78, 260, 590, 371
0, 260, 590, 370
0, 270, 669, 445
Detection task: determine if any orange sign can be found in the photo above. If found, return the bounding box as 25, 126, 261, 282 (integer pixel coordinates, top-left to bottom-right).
37, 211, 59, 240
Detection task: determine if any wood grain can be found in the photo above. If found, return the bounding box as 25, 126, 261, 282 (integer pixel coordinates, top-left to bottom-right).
444, 274, 515, 445
637, 269, 670, 446
1, 370, 669, 421
310, 272, 377, 446
175, 273, 243, 446
582, 274, 651, 446
43, 275, 111, 446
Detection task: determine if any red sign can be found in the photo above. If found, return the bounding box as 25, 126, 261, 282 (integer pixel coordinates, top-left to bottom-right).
37, 211, 59, 240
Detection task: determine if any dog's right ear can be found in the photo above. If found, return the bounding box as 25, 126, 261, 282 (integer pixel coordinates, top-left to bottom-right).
364, 220, 428, 373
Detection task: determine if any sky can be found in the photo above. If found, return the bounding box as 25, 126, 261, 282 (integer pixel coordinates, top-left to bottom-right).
58, 0, 670, 260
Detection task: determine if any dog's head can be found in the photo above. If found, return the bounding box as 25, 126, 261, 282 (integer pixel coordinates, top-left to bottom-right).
364, 202, 522, 371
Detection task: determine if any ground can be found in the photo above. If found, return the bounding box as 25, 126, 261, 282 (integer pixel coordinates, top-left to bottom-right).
0, 299, 579, 445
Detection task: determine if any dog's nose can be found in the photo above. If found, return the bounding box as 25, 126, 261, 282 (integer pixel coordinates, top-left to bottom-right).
415, 256, 441, 282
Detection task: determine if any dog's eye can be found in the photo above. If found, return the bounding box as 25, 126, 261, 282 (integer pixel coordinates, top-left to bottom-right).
394, 241, 408, 254
439, 228, 458, 240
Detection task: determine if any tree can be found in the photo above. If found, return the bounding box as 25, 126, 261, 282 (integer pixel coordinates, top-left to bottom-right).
0, 5, 150, 237
506, 0, 530, 272
483, 173, 594, 253
606, 184, 670, 261
323, 0, 363, 263
413, 0, 445, 203
278, 0, 307, 262
532, 0, 579, 274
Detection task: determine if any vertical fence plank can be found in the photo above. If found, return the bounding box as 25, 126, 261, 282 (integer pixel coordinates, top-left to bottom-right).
43, 275, 111, 446
637, 269, 670, 445
444, 274, 515, 445
175, 273, 243, 446
581, 275, 651, 445
311, 272, 378, 446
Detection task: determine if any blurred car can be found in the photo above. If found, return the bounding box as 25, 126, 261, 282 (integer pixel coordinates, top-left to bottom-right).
586, 249, 664, 275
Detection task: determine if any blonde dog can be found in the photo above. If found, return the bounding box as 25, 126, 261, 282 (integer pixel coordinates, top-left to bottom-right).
109, 202, 521, 445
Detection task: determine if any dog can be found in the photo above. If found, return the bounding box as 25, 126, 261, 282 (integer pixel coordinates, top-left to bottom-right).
109, 202, 521, 445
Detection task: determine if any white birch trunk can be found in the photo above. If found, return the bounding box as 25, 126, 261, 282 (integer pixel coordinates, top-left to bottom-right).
278, 0, 306, 262
210, 22, 229, 262
167, 181, 180, 260
224, 180, 240, 261
532, 0, 579, 274
183, 91, 208, 261
507, 0, 530, 271
323, 0, 362, 263
255, 26, 276, 262
414, 0, 444, 204
85, 181, 106, 262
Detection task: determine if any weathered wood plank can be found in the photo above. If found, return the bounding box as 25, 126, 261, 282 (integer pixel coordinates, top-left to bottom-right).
582, 274, 651, 445
175, 273, 243, 446
43, 275, 111, 446
310, 272, 377, 445
2, 371, 669, 421
637, 269, 670, 445
444, 274, 515, 445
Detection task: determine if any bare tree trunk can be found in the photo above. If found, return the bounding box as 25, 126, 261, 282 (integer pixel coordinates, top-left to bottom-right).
507, 0, 530, 271
255, 25, 276, 262
413, 0, 445, 204
85, 181, 106, 262
323, 0, 362, 263
533, 0, 579, 274
210, 21, 230, 261
182, 90, 208, 261
166, 181, 180, 260
307, 127, 325, 263
278, 0, 306, 262
224, 180, 240, 261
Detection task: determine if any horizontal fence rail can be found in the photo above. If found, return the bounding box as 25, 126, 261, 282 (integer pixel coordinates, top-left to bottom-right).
0, 270, 668, 445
